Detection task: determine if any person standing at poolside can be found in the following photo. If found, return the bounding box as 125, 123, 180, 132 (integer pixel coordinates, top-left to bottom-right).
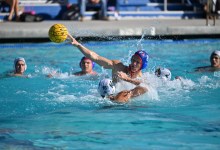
73, 56, 97, 76
78, 0, 108, 21
4, 0, 20, 21
67, 34, 148, 102
195, 50, 220, 72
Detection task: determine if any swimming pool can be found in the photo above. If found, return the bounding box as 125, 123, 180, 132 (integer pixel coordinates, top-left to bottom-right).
0, 39, 220, 149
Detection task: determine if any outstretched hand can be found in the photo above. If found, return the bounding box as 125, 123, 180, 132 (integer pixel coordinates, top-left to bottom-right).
67, 33, 80, 46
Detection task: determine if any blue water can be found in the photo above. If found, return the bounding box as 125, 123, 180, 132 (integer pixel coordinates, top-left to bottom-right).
0, 39, 220, 149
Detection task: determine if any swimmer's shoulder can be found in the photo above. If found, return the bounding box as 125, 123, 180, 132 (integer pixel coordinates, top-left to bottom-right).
73, 71, 83, 76
0, 70, 27, 78
194, 66, 211, 72
14, 73, 29, 78
73, 71, 98, 76
194, 66, 220, 72
90, 71, 98, 75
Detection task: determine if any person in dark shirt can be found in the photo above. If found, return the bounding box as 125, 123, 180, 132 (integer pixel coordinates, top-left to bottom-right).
79, 0, 108, 21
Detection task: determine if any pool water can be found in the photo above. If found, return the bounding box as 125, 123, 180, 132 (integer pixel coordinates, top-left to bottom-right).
0, 39, 220, 149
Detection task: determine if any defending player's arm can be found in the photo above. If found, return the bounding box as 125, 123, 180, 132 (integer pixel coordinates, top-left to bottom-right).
109, 86, 148, 103
68, 34, 114, 69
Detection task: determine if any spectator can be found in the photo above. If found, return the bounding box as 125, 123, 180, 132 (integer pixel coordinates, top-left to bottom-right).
204, 0, 220, 26
107, 0, 120, 20
78, 0, 108, 21
4, 0, 20, 21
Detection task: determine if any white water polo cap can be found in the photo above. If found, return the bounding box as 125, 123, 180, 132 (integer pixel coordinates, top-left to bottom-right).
14, 57, 27, 71
98, 78, 116, 98
211, 50, 220, 57
155, 67, 172, 80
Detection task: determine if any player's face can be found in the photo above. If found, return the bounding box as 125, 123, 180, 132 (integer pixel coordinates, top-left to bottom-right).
130, 55, 142, 72
81, 59, 93, 73
210, 54, 220, 68
15, 60, 26, 74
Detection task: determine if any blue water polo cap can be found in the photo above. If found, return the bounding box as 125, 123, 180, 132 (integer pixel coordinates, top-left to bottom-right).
134, 50, 149, 70
79, 57, 95, 69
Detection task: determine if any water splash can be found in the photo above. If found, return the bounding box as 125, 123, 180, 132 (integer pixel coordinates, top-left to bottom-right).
214, 71, 220, 77
137, 30, 147, 50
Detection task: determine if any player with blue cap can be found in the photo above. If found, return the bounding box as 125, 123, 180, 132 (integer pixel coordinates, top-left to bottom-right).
73, 57, 97, 76
133, 50, 149, 70
79, 56, 95, 69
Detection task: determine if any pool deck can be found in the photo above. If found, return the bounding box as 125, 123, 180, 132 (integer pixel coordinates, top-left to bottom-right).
0, 19, 220, 41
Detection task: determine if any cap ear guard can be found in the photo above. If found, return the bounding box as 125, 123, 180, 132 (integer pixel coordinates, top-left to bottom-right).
141, 58, 148, 70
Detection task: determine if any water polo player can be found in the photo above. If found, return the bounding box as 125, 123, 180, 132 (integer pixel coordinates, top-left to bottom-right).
195, 50, 220, 72
68, 34, 148, 102
155, 67, 172, 80
13, 57, 27, 76
210, 50, 220, 69
47, 57, 97, 78
73, 57, 97, 76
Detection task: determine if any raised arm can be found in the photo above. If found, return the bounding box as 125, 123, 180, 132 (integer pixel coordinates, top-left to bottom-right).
68, 34, 114, 69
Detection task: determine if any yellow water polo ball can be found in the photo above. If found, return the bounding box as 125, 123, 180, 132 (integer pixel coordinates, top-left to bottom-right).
48, 24, 68, 43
